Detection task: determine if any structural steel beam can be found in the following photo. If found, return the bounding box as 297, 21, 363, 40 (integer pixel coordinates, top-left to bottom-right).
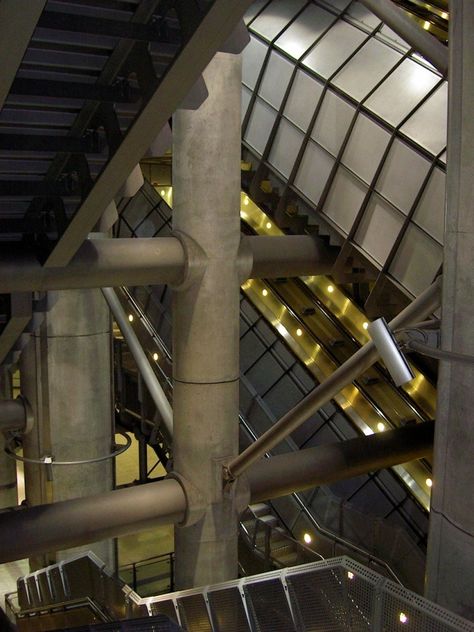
244, 235, 337, 278
102, 287, 173, 437
0, 235, 338, 293
0, 479, 186, 564
0, 0, 47, 111
0, 238, 185, 293
0, 294, 32, 365
225, 277, 442, 479
360, 0, 448, 75
247, 421, 434, 503
0, 422, 433, 563
0, 397, 29, 433
44, 0, 254, 268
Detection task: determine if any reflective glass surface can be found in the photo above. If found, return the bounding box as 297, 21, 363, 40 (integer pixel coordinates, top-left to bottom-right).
333, 38, 401, 100
275, 3, 335, 59
302, 20, 366, 79
283, 69, 324, 131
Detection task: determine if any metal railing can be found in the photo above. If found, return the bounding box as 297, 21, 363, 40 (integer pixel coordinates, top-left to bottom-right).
119, 552, 174, 598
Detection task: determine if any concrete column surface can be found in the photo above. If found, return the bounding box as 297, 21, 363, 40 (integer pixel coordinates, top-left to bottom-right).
172, 52, 242, 589
21, 289, 115, 569
425, 1, 474, 620
0, 368, 17, 509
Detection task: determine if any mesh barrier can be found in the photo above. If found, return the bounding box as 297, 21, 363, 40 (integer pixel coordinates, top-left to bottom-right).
13, 554, 474, 631
142, 557, 474, 632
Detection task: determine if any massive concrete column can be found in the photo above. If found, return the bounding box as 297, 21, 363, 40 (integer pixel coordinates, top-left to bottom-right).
172, 52, 242, 589
20, 289, 115, 569
425, 1, 474, 620
0, 368, 17, 509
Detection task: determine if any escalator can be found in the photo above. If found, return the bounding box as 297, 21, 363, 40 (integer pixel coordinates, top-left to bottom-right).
111, 180, 436, 590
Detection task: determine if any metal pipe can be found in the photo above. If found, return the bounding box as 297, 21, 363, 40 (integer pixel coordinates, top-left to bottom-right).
102, 287, 173, 436
225, 277, 441, 479
0, 238, 185, 293
247, 421, 434, 503
360, 0, 448, 75
0, 397, 30, 433
243, 235, 337, 279
0, 479, 186, 564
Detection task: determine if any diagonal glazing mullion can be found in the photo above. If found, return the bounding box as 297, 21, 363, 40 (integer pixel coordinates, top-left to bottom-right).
249, 3, 341, 165
242, 1, 314, 137
339, 77, 445, 254
247, 1, 361, 197
260, 359, 300, 400
377, 147, 445, 282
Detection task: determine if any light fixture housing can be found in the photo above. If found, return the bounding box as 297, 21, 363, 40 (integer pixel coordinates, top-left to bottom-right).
368, 317, 415, 387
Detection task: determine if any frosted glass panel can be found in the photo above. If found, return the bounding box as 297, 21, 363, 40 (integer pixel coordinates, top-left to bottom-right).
323, 166, 367, 234
412, 167, 446, 244
241, 86, 252, 123
258, 50, 294, 109
244, 98, 277, 156
390, 224, 442, 295
346, 2, 382, 31
250, 0, 306, 41
283, 69, 324, 132
242, 35, 268, 89
294, 140, 335, 205
401, 83, 448, 155
319, 0, 351, 12
311, 90, 355, 157
355, 194, 404, 265
365, 59, 440, 126
244, 0, 268, 25
275, 4, 334, 59
333, 38, 401, 100
342, 114, 391, 184
268, 118, 304, 178
302, 20, 366, 79
377, 25, 410, 52
376, 139, 431, 214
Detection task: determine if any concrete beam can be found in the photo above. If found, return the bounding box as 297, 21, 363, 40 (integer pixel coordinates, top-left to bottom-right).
0, 238, 185, 293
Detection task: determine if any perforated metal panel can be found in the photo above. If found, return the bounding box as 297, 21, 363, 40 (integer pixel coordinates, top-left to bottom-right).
177, 594, 212, 632
244, 578, 296, 631
287, 566, 347, 631
207, 587, 250, 632
149, 599, 179, 625
145, 558, 474, 632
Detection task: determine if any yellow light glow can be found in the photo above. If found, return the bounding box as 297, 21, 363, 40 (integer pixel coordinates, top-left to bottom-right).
327, 285, 334, 293
399, 612, 408, 624
266, 221, 272, 229
377, 422, 385, 432
128, 314, 134, 322
426, 478, 433, 488
244, 196, 249, 206
441, 12, 448, 19
262, 288, 268, 297
153, 353, 159, 361
303, 533, 312, 544
362, 322, 369, 330
296, 328, 303, 337
347, 571, 354, 580
423, 20, 430, 30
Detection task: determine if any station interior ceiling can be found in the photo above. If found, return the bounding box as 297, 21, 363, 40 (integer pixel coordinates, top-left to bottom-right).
0, 0, 452, 614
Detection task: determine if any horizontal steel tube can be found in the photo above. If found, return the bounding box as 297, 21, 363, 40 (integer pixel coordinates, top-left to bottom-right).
0, 238, 185, 292
0, 478, 186, 564
102, 287, 173, 437
360, 0, 448, 75
244, 235, 336, 278
226, 277, 441, 479
0, 398, 27, 432
247, 421, 434, 503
